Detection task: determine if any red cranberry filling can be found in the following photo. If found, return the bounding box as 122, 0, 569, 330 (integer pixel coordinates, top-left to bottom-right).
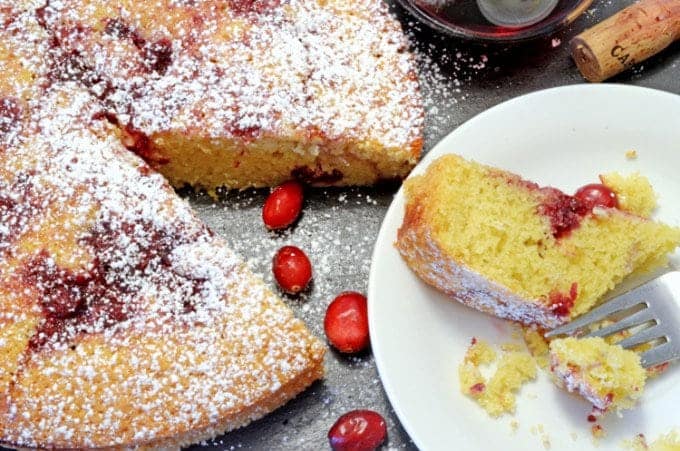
0, 97, 22, 142
537, 188, 589, 239
574, 183, 618, 210
548, 282, 578, 316
102, 18, 174, 75
0, 172, 42, 255
22, 252, 126, 351
24, 220, 210, 351
228, 0, 281, 14
291, 166, 344, 185
470, 382, 486, 394
121, 125, 170, 166
538, 183, 619, 239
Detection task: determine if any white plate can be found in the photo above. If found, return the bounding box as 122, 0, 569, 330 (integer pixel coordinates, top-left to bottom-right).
368, 85, 680, 451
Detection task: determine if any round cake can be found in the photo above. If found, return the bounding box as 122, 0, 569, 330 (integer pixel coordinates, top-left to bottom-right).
0, 0, 424, 448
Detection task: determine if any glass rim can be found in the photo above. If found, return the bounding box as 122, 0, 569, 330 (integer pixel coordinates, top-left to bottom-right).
394, 0, 595, 43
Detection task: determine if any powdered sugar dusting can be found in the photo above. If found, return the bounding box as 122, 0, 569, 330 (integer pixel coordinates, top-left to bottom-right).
40, 0, 423, 152
0, 3, 330, 448
399, 18, 491, 148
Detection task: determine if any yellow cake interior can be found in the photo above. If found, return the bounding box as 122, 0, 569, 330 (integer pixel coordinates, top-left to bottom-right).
149, 133, 417, 193
404, 154, 680, 319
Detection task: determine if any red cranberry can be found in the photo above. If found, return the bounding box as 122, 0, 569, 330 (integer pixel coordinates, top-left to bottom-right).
574, 184, 618, 210
328, 410, 387, 451
324, 292, 369, 353
272, 246, 312, 294
262, 181, 304, 230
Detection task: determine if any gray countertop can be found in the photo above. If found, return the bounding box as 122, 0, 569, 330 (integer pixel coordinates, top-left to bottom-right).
186, 1, 679, 450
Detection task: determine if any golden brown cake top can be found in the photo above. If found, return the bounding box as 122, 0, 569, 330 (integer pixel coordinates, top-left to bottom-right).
39, 0, 423, 150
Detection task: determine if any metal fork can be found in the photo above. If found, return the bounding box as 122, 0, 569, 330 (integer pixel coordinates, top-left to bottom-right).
545, 271, 680, 368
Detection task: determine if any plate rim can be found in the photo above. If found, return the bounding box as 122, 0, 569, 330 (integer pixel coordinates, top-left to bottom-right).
368, 83, 680, 450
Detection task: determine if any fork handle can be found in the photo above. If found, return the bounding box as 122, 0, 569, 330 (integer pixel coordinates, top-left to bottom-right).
570, 0, 680, 82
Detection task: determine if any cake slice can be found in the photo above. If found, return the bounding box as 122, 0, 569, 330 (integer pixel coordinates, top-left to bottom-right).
549, 337, 647, 411
38, 0, 424, 192
396, 154, 680, 329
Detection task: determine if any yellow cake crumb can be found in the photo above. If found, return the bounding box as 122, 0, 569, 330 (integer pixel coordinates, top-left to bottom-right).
510, 419, 519, 433
549, 337, 647, 411
522, 326, 550, 369
623, 430, 680, 451
459, 339, 496, 399
625, 433, 649, 450
542, 433, 552, 449
592, 424, 607, 439
459, 339, 537, 417
501, 342, 524, 352
625, 149, 638, 159
601, 172, 657, 218
649, 430, 680, 451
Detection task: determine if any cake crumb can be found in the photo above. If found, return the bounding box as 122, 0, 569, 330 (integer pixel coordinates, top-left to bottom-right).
541, 433, 551, 449
591, 424, 606, 439
522, 326, 550, 369
625, 149, 638, 159
600, 172, 657, 218
458, 339, 537, 417
623, 433, 648, 450
623, 429, 680, 450
570, 432, 578, 441
510, 420, 519, 433
549, 337, 647, 412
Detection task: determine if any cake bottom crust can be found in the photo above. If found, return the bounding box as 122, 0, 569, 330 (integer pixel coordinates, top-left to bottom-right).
396, 204, 565, 329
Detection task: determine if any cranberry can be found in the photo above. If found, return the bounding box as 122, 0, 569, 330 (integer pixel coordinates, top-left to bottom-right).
574, 184, 618, 210
328, 410, 387, 451
272, 246, 312, 294
262, 181, 304, 230
324, 292, 370, 353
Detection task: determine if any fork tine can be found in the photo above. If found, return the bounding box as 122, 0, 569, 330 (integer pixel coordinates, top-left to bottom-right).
640, 341, 680, 368
545, 274, 674, 339
616, 324, 664, 349
545, 297, 648, 338
588, 307, 655, 339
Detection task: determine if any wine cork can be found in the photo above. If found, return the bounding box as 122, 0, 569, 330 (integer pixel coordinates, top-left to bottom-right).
570, 0, 680, 82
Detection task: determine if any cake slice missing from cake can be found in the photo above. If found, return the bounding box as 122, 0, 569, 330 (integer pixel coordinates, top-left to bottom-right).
396, 154, 680, 329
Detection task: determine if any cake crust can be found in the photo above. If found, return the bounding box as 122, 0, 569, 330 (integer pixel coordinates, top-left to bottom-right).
397, 196, 566, 328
